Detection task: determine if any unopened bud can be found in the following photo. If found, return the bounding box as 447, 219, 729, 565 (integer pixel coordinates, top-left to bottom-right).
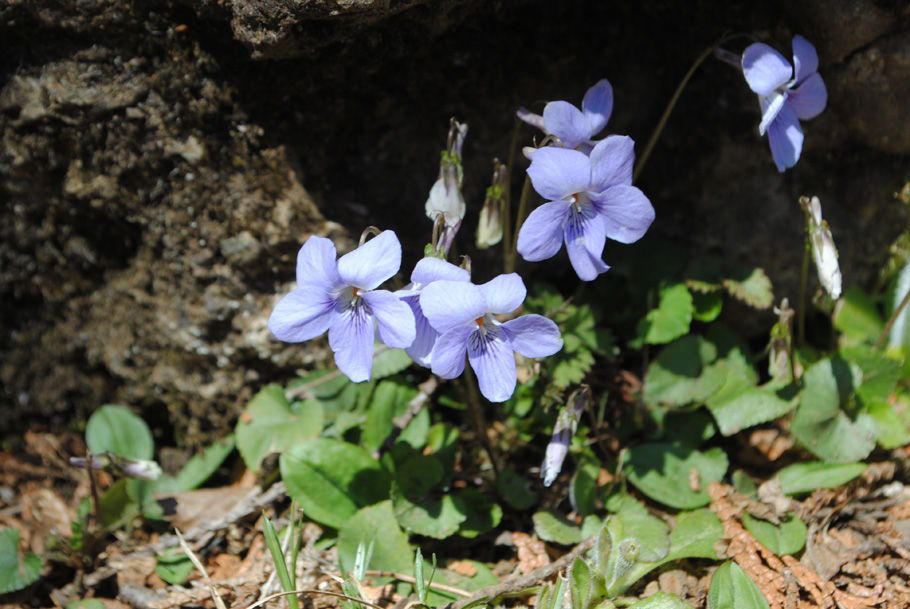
540, 386, 590, 487
768, 298, 795, 381
69, 453, 163, 481
426, 119, 468, 255
799, 196, 842, 300
476, 161, 507, 249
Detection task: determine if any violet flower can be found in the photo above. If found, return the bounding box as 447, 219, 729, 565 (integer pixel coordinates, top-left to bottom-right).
518, 79, 613, 153
742, 35, 827, 172
269, 231, 416, 382
396, 257, 471, 368
540, 386, 590, 487
517, 136, 655, 281
419, 274, 563, 402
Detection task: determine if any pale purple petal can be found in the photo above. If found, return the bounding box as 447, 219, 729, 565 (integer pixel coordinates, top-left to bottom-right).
420, 280, 486, 334
430, 324, 473, 379
328, 304, 375, 382
589, 135, 635, 192
478, 273, 526, 315
410, 256, 470, 285
542, 101, 590, 149
788, 73, 827, 120
742, 43, 792, 97
502, 315, 563, 358
767, 103, 804, 172
581, 79, 613, 137
758, 91, 787, 136
516, 106, 545, 131
564, 207, 610, 281
362, 289, 415, 349
402, 295, 437, 368
296, 236, 342, 289
516, 200, 571, 262
468, 327, 517, 403
791, 35, 818, 85
337, 230, 401, 290
594, 185, 655, 244
268, 287, 335, 342
527, 147, 592, 201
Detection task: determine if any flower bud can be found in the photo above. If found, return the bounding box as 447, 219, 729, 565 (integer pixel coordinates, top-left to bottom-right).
426, 119, 467, 255
800, 196, 842, 300
540, 386, 590, 487
476, 161, 507, 249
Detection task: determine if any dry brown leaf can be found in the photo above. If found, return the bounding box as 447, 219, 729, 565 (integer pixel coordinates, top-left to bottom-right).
511, 532, 549, 575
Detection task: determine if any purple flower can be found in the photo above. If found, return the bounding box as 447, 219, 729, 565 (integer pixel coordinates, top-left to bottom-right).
517, 136, 655, 281
269, 231, 416, 382
742, 35, 827, 172
396, 257, 471, 367
518, 79, 614, 153
541, 386, 590, 487
419, 274, 563, 402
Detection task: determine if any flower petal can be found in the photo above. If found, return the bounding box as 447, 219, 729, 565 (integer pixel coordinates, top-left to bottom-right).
589, 135, 635, 192
430, 324, 473, 379
402, 296, 437, 368
468, 326, 517, 402
420, 280, 486, 334
296, 236, 342, 289
758, 91, 787, 136
268, 287, 335, 342
527, 147, 592, 202
410, 256, 470, 285
564, 208, 609, 281
362, 289, 415, 349
742, 43, 792, 97
328, 304, 375, 382
516, 200, 571, 262
788, 73, 827, 120
478, 273, 526, 315
502, 314, 563, 358
337, 230, 401, 290
594, 184, 655, 244
542, 101, 590, 149
767, 103, 804, 172
581, 79, 613, 137
516, 106, 545, 131
792, 35, 819, 84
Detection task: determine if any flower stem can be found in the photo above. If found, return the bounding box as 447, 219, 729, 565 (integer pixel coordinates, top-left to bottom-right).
875, 287, 910, 349
633, 33, 745, 183
506, 174, 533, 274
798, 211, 811, 345
462, 364, 501, 476
501, 117, 522, 268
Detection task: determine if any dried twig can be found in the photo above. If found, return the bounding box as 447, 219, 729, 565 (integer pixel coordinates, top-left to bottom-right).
176, 528, 228, 609
445, 534, 597, 609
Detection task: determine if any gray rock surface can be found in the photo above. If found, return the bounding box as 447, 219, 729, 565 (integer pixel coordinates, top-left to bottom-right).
1, 0, 907, 443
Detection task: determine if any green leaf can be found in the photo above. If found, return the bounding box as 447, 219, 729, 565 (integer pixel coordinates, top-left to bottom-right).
628, 592, 694, 609
691, 290, 723, 322
777, 462, 866, 495
453, 489, 502, 539
337, 501, 413, 577
708, 561, 769, 609
722, 267, 773, 310
625, 443, 728, 509
639, 283, 694, 345
236, 385, 323, 472
706, 381, 798, 436
86, 405, 154, 460
842, 345, 901, 405
168, 435, 235, 492
371, 347, 414, 379
534, 511, 583, 545
666, 509, 723, 561
791, 358, 877, 462
742, 513, 807, 555
155, 547, 194, 585
66, 600, 106, 609
570, 453, 601, 516
866, 400, 910, 449
598, 512, 669, 596
833, 286, 884, 345
280, 439, 391, 529
0, 527, 42, 593
394, 492, 466, 539
497, 466, 537, 510
361, 380, 420, 453
552, 346, 596, 388
643, 336, 725, 408
569, 557, 597, 609
425, 561, 498, 606
98, 479, 134, 527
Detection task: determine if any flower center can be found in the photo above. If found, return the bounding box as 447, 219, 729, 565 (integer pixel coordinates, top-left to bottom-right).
475, 316, 484, 326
